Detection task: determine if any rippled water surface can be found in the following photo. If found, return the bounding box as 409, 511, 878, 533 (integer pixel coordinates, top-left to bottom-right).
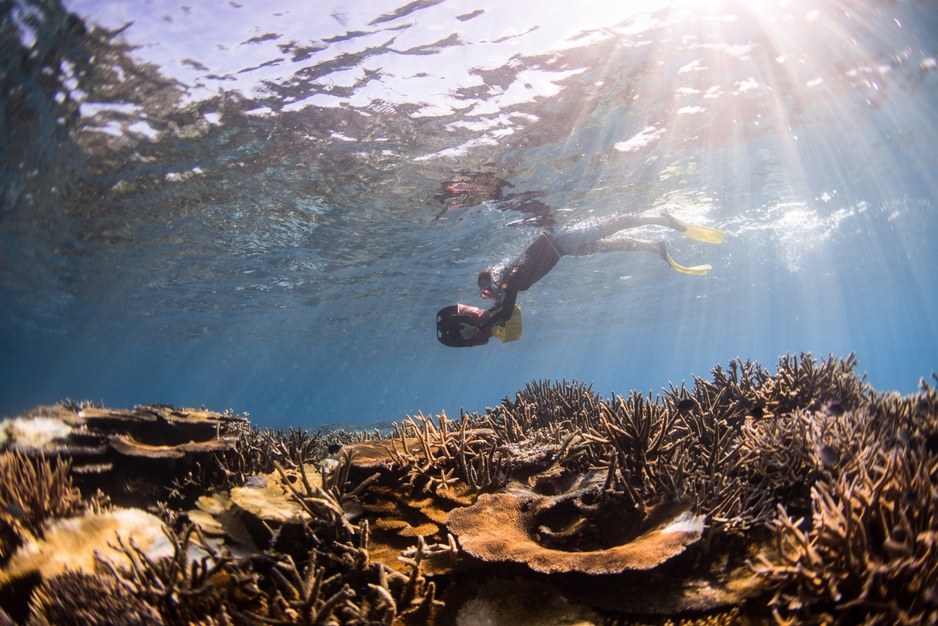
2, 0, 936, 427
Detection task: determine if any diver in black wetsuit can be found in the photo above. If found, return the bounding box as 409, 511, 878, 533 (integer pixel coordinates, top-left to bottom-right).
460, 212, 726, 340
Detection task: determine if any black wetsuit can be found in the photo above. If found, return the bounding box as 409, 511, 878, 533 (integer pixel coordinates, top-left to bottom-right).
480, 233, 563, 330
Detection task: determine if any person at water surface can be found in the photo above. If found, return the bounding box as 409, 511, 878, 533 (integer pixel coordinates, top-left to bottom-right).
460, 212, 727, 340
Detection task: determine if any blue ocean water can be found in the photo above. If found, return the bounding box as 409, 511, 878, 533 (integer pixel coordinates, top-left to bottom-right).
1, 0, 936, 430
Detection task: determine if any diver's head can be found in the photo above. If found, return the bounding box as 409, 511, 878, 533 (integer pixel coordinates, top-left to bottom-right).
478, 268, 504, 301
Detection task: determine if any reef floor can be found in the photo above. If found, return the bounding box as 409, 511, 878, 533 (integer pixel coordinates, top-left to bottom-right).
0, 353, 936, 625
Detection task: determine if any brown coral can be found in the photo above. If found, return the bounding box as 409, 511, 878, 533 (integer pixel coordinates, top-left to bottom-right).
0, 507, 172, 587
101, 522, 264, 625
1, 354, 935, 625
0, 451, 84, 558
447, 492, 704, 574
26, 570, 164, 626
753, 376, 938, 624
1, 403, 250, 508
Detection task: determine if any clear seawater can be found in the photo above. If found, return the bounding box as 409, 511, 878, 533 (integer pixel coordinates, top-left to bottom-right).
1, 0, 936, 430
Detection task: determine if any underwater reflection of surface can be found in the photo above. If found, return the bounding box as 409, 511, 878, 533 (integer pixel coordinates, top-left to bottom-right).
0, 0, 936, 422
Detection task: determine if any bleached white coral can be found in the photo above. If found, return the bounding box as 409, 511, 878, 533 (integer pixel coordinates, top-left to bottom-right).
0, 416, 72, 451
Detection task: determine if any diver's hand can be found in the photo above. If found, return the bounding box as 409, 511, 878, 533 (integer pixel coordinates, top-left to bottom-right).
459, 323, 480, 339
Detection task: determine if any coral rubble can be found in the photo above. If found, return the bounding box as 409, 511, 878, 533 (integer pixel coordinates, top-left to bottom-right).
0, 353, 935, 625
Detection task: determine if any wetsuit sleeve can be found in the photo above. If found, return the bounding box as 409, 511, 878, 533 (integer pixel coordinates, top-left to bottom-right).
479, 287, 517, 330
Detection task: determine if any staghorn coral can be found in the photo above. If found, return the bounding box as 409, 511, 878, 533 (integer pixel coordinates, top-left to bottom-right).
102, 521, 266, 625
388, 411, 513, 494
212, 425, 378, 496
365, 354, 935, 619
251, 551, 356, 625
345, 356, 881, 559
240, 537, 443, 625
697, 353, 869, 424
273, 451, 377, 542
236, 427, 324, 474
0, 451, 84, 558
26, 570, 164, 626
753, 376, 938, 625
495, 379, 605, 439
680, 353, 879, 532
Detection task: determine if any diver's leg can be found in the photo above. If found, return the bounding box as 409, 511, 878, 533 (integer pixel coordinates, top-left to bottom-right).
599, 237, 661, 255
597, 215, 667, 238
601, 238, 711, 275
599, 212, 726, 244
559, 214, 687, 254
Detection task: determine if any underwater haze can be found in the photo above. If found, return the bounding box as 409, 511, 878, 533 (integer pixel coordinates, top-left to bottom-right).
1, 0, 936, 430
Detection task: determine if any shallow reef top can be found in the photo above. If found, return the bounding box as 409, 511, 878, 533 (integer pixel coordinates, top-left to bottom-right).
0, 352, 936, 625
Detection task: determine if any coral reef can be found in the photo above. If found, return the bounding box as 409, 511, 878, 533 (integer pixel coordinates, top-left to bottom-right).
0, 507, 172, 587
0, 451, 85, 558
0, 353, 935, 624
27, 570, 164, 626
446, 494, 704, 574
0, 403, 250, 508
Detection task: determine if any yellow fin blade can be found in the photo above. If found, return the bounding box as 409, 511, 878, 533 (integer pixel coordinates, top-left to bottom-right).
664, 251, 712, 276
668, 215, 727, 244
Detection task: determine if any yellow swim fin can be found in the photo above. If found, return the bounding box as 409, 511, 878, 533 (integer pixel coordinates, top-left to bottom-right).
660, 244, 712, 276
489, 305, 523, 343
666, 212, 726, 244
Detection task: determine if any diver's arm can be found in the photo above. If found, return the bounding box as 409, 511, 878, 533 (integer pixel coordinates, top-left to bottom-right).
479, 287, 517, 330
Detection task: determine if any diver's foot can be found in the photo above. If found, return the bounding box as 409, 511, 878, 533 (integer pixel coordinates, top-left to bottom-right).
658, 240, 712, 275
663, 211, 727, 244
662, 211, 687, 234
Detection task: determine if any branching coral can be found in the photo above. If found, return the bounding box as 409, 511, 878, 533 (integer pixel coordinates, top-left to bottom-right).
684, 353, 880, 532
215, 427, 325, 487
100, 522, 264, 625
381, 411, 511, 494
251, 552, 356, 625
26, 570, 164, 626
497, 379, 605, 435
0, 451, 84, 557
753, 377, 938, 625
369, 356, 878, 537
273, 452, 378, 541
243, 537, 442, 626
700, 353, 868, 422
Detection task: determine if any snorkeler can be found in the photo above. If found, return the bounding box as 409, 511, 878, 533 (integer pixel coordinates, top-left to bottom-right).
460, 212, 726, 340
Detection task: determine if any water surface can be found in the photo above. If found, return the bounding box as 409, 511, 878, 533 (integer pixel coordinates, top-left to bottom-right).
2, 0, 936, 428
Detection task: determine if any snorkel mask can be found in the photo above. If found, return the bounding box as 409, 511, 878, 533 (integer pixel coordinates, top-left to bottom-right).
478, 268, 504, 302
480, 282, 505, 302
